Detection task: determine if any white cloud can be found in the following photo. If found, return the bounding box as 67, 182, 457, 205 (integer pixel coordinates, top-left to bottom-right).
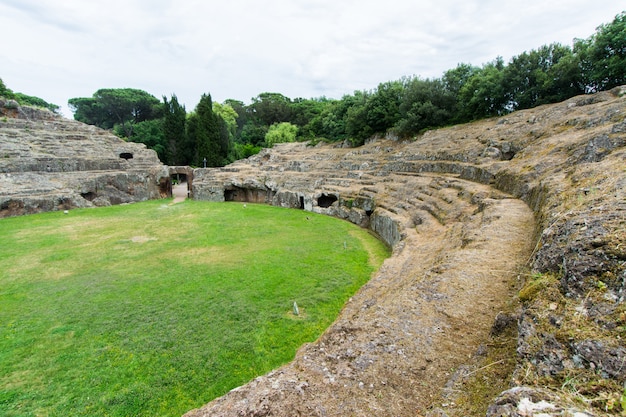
0, 0, 623, 117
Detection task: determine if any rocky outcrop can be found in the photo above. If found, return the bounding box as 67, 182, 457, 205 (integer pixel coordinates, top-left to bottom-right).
0, 99, 170, 217
187, 87, 626, 416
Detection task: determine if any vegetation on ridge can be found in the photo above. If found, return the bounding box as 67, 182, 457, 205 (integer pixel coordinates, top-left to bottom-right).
56, 11, 625, 167
3, 12, 623, 166
0, 78, 59, 113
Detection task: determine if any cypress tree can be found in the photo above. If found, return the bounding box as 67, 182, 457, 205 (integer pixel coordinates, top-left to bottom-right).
188, 93, 227, 167
163, 95, 186, 165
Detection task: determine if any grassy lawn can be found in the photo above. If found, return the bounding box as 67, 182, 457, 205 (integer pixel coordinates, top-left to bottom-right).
0, 200, 389, 417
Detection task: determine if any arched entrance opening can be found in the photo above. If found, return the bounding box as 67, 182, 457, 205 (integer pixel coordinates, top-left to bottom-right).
168, 166, 194, 200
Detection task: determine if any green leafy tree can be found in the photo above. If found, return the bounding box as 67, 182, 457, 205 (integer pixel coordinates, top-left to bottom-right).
443, 63, 480, 98
575, 11, 626, 92
290, 97, 328, 139
265, 122, 298, 147
365, 81, 403, 134
395, 77, 455, 136
222, 96, 283, 148
458, 57, 509, 120
187, 94, 230, 167
116, 119, 167, 162
162, 95, 187, 165
179, 114, 197, 166
188, 94, 217, 167
344, 91, 373, 146
217, 114, 232, 162
14, 93, 60, 113
213, 101, 238, 141
543, 49, 585, 100
442, 63, 479, 123
308, 97, 352, 142
249, 92, 293, 126
1, 78, 60, 113
233, 143, 262, 159
240, 121, 268, 146
504, 43, 583, 110
68, 88, 161, 138
0, 78, 15, 99
224, 99, 249, 140
67, 96, 107, 126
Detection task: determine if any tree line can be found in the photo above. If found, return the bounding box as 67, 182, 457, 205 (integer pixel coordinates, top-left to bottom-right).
3, 12, 624, 167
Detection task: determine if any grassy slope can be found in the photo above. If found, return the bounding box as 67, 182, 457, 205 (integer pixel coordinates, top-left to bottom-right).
0, 200, 389, 417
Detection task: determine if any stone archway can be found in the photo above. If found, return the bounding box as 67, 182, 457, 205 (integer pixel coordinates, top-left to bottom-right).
168, 166, 194, 199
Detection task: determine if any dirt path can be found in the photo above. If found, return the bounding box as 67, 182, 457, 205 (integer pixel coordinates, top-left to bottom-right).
171, 182, 188, 204
184, 175, 535, 417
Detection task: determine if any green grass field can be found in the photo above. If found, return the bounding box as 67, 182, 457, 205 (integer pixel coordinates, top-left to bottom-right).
0, 200, 389, 417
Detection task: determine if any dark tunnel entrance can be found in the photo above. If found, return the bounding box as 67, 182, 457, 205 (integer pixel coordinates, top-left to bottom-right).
224, 189, 237, 201
317, 193, 338, 208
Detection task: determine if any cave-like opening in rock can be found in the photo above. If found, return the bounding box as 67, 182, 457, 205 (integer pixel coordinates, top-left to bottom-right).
317, 193, 338, 208
502, 150, 516, 160
299, 196, 305, 210
119, 152, 134, 160
224, 189, 238, 201
81, 192, 96, 201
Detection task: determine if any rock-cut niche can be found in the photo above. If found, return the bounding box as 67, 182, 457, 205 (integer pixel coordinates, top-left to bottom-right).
317, 193, 338, 208
224, 187, 276, 204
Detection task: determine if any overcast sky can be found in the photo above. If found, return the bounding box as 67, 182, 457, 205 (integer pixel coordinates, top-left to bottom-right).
1, 0, 623, 117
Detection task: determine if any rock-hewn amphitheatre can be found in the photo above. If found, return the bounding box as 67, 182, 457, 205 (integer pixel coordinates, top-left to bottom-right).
0, 99, 170, 217
1, 87, 624, 416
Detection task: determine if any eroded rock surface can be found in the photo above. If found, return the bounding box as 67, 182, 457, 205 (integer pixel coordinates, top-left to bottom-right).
186, 87, 625, 416
2, 87, 624, 415
0, 99, 169, 217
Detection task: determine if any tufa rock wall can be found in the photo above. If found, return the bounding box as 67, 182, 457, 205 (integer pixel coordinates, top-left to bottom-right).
0, 99, 170, 217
